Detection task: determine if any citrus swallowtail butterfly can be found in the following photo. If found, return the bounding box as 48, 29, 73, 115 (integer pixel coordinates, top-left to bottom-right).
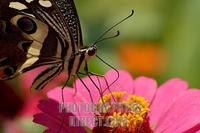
0, 0, 133, 92
0, 0, 98, 90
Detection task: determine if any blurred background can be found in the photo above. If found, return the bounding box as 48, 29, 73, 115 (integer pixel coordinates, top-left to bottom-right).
1, 0, 200, 132
77, 0, 200, 87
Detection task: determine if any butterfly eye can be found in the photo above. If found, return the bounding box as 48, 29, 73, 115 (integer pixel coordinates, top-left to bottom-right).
88, 47, 97, 56
17, 17, 37, 34
4, 66, 16, 76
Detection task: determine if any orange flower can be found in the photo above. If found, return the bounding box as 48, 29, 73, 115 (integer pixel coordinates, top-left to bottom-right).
117, 42, 167, 76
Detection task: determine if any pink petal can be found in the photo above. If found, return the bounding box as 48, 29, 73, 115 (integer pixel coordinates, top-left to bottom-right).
47, 87, 87, 103
150, 78, 188, 128
133, 76, 157, 103
33, 99, 86, 133
74, 70, 134, 103
73, 75, 104, 103
104, 70, 134, 94
195, 129, 200, 133
183, 123, 200, 133
155, 89, 200, 133
47, 88, 95, 128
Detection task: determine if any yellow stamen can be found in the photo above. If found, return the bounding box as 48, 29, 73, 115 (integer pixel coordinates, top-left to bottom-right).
97, 91, 150, 128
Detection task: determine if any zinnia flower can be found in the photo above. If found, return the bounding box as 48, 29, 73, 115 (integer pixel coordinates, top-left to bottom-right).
34, 70, 200, 133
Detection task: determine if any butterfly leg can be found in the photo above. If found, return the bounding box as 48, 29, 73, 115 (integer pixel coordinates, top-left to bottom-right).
83, 62, 101, 76
76, 73, 94, 103
84, 62, 109, 91
83, 62, 116, 102
83, 62, 104, 90
71, 75, 77, 97
83, 62, 107, 81
76, 62, 106, 103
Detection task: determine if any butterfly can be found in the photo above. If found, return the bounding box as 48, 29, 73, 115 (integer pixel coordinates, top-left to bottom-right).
0, 0, 134, 92
0, 0, 99, 91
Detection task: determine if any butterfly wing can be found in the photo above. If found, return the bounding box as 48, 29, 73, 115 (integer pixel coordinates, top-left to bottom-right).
0, 9, 58, 79
24, 0, 83, 90
0, 0, 83, 90
53, 0, 83, 48
20, 0, 83, 52
50, 0, 83, 49
0, 1, 30, 79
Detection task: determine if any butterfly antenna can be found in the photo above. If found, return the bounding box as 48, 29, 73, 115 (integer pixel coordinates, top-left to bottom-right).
93, 10, 134, 45
94, 30, 120, 46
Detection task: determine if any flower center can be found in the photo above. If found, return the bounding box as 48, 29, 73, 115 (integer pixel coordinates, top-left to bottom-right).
93, 91, 153, 133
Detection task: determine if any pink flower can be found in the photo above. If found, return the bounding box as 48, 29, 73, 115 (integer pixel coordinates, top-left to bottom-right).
33, 98, 86, 133
34, 70, 200, 133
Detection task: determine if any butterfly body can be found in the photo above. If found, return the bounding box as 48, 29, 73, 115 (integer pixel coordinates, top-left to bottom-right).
0, 0, 97, 90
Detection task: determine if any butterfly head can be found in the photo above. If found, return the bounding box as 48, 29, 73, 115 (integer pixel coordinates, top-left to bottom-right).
84, 45, 97, 60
